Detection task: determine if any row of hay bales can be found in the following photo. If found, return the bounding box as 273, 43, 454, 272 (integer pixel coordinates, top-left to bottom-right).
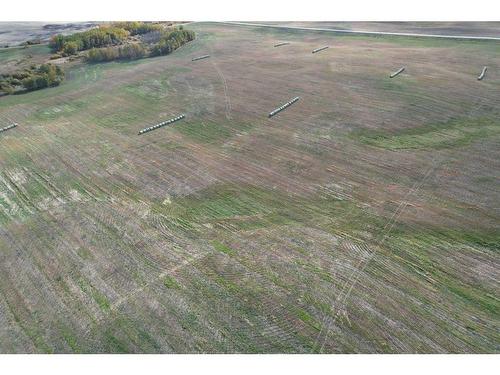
0, 123, 17, 134
268, 97, 300, 118
192, 55, 211, 61
138, 114, 185, 135
312, 46, 329, 54
390, 67, 405, 78
390, 66, 487, 80
478, 66, 488, 80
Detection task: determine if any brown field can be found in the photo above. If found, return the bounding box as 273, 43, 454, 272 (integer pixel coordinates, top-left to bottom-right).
0, 22, 499, 353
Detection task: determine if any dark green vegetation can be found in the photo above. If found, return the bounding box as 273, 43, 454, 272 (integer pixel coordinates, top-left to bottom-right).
353, 117, 500, 150
0, 22, 499, 354
150, 28, 196, 56
0, 63, 64, 94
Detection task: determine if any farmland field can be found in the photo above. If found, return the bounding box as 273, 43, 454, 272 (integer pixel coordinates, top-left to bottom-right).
0, 22, 499, 353
249, 21, 500, 38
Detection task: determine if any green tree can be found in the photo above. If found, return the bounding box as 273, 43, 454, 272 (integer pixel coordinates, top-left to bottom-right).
63, 41, 79, 55
49, 34, 65, 51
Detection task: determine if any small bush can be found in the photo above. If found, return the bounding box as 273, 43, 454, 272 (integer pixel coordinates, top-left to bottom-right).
19, 64, 65, 92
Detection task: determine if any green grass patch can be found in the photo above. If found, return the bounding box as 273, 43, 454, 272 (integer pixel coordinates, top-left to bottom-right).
376, 74, 418, 93
103, 330, 129, 353
213, 275, 242, 295
124, 76, 172, 100
161, 185, 274, 222
94, 110, 145, 130
353, 117, 500, 150
1, 296, 53, 353
152, 184, 366, 238
373, 223, 500, 325
212, 240, 236, 256
175, 121, 251, 144
424, 227, 500, 252
33, 94, 102, 121
180, 311, 199, 331
77, 278, 111, 312
0, 44, 51, 64
446, 283, 499, 316
163, 275, 181, 289
295, 260, 334, 283
76, 247, 93, 260
60, 326, 80, 352
296, 308, 321, 331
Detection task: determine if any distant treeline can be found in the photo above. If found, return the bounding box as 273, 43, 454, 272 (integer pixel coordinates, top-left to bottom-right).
50, 26, 130, 56
112, 21, 163, 35
87, 43, 147, 62
48, 22, 195, 62
150, 29, 195, 56
86, 28, 195, 62
0, 64, 64, 95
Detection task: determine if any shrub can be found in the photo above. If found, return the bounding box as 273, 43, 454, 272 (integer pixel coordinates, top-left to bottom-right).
62, 41, 79, 56
21, 64, 64, 91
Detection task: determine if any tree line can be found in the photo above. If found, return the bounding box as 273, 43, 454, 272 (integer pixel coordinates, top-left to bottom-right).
49, 22, 176, 57
87, 28, 195, 62
150, 29, 195, 56
87, 43, 147, 62
49, 26, 130, 56
112, 22, 164, 35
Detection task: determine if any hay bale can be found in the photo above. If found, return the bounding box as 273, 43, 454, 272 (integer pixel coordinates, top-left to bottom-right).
192, 55, 210, 61
312, 46, 329, 54
0, 123, 17, 134
390, 67, 405, 78
268, 97, 300, 118
478, 66, 487, 81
